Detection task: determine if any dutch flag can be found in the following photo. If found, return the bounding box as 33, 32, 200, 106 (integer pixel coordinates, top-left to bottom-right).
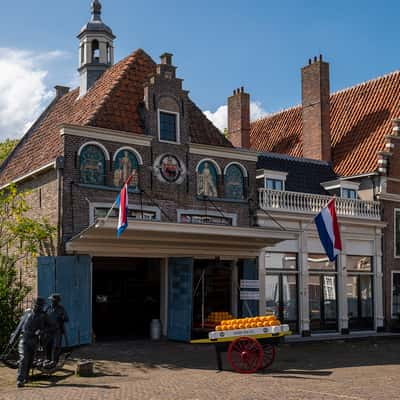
314, 198, 342, 261
116, 175, 133, 238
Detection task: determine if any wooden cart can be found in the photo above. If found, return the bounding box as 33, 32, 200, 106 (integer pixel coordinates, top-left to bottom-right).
191, 331, 291, 374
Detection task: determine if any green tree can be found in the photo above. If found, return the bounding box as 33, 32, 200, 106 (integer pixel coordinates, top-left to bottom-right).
0, 185, 55, 351
0, 139, 18, 165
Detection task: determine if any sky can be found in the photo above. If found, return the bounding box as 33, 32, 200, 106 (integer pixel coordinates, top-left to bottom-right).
0, 0, 400, 140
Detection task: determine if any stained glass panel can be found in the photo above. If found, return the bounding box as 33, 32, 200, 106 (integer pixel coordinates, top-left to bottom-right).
197, 161, 218, 197
113, 150, 139, 188
224, 164, 244, 199
80, 145, 106, 185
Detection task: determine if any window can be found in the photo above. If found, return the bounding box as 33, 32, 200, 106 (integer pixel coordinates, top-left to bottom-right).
256, 169, 287, 191
265, 252, 298, 332
224, 163, 246, 200
395, 209, 400, 257
266, 178, 283, 190
91, 40, 100, 63
79, 144, 106, 186
159, 111, 178, 142
392, 272, 400, 319
342, 188, 357, 199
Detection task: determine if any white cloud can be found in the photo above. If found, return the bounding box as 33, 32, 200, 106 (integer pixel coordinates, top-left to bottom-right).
0, 48, 68, 141
204, 101, 268, 132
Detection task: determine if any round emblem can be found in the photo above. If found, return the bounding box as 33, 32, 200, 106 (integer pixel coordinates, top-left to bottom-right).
153, 154, 186, 184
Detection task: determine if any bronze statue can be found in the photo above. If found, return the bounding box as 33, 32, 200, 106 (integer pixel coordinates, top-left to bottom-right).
45, 293, 69, 364
13, 297, 55, 388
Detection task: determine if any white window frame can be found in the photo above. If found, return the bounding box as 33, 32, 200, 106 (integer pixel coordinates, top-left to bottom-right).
395, 208, 400, 259
256, 169, 287, 191
158, 109, 180, 144
391, 271, 400, 319
77, 141, 110, 160
321, 179, 360, 199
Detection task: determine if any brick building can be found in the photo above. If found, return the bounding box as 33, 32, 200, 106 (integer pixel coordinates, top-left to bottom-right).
0, 1, 294, 344
237, 55, 400, 333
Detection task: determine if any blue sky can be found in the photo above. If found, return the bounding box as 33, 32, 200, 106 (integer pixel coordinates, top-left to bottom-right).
0, 0, 399, 138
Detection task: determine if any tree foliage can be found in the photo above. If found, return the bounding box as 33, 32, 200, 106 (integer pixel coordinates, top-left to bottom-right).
0, 139, 18, 165
0, 185, 55, 351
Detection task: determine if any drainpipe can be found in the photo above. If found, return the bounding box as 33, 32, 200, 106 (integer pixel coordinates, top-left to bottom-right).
56, 156, 64, 255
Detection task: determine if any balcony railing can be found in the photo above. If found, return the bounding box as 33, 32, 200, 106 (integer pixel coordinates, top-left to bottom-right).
258, 189, 381, 220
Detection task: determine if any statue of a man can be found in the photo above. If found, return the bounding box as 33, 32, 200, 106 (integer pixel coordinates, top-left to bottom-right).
120, 151, 132, 183
199, 162, 218, 197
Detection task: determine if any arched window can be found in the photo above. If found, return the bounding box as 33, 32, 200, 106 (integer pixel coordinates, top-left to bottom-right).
79, 144, 106, 185
113, 149, 141, 188
197, 160, 219, 197
224, 163, 246, 200
92, 40, 100, 63
106, 43, 111, 64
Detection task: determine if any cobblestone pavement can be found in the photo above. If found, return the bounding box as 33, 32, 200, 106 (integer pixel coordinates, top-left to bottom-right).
1, 338, 400, 400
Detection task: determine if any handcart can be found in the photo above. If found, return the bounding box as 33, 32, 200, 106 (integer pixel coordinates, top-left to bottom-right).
191, 327, 291, 374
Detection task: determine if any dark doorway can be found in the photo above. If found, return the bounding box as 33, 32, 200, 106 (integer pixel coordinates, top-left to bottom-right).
192, 259, 232, 336
93, 257, 161, 339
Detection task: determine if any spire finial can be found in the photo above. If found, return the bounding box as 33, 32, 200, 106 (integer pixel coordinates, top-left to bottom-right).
91, 0, 102, 22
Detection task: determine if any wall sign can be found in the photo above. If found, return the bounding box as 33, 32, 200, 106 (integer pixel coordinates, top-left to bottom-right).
240, 291, 260, 301
240, 280, 260, 289
154, 153, 186, 184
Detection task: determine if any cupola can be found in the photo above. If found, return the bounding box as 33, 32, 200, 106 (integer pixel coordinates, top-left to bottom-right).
77, 0, 116, 97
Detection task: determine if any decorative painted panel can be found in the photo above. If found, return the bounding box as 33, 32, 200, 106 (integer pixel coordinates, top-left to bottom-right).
197, 161, 218, 197
80, 145, 106, 185
224, 164, 245, 200
113, 150, 139, 188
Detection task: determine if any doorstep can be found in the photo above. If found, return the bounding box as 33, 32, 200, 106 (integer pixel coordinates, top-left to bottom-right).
285, 331, 400, 343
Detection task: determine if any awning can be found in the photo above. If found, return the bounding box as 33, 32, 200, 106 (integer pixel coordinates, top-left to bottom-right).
65, 219, 296, 258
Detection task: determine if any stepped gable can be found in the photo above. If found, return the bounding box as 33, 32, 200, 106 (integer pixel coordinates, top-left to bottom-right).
250, 71, 400, 177
0, 49, 230, 185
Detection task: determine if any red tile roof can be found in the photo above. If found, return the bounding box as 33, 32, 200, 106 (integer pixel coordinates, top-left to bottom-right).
250, 71, 400, 177
0, 49, 230, 185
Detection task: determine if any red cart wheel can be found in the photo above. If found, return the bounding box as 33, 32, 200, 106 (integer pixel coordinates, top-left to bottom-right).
260, 343, 276, 369
227, 337, 263, 374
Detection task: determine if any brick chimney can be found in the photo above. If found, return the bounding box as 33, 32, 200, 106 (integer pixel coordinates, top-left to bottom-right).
301, 55, 331, 162
227, 87, 250, 148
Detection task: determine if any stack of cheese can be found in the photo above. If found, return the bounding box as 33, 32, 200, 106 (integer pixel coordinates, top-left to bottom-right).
215, 315, 280, 331
206, 311, 233, 325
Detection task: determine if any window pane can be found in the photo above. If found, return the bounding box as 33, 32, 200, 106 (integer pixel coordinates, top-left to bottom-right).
274, 180, 283, 190
360, 275, 373, 318
392, 273, 400, 318
309, 275, 321, 321
347, 276, 358, 319
265, 253, 297, 270
308, 254, 336, 271
323, 276, 337, 320
282, 275, 297, 321
347, 256, 372, 272
265, 275, 279, 316
160, 112, 177, 142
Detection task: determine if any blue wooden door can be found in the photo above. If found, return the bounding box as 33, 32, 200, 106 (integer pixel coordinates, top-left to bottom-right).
240, 258, 259, 317
167, 257, 193, 341
38, 255, 92, 346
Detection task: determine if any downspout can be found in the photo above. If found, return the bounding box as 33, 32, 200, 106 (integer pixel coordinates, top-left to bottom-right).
56, 156, 64, 256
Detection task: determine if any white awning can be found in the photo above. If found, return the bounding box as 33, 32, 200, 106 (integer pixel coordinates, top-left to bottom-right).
65, 219, 296, 258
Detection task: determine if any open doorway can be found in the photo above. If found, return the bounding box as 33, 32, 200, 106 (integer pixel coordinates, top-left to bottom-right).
192, 259, 233, 337
93, 257, 161, 339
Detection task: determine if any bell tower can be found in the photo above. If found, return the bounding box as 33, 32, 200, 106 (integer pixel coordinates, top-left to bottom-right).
78, 0, 116, 97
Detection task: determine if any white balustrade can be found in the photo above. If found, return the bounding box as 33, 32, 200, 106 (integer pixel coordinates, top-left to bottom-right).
258, 189, 380, 220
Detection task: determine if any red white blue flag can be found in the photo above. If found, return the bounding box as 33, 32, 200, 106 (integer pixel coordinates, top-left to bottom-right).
116, 176, 133, 238
314, 198, 342, 261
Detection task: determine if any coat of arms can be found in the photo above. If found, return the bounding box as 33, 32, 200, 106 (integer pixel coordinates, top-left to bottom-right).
154, 154, 186, 184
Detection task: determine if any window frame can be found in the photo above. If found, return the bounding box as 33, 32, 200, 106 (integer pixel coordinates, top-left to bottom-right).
256, 169, 287, 191
158, 109, 180, 144
392, 271, 400, 319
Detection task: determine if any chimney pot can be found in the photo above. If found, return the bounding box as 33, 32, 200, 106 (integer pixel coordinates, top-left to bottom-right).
308, 58, 312, 65
319, 54, 323, 61
160, 52, 173, 65
314, 56, 317, 62
54, 85, 70, 99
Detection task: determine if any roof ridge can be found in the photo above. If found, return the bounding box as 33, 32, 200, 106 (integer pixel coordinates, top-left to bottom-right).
251, 69, 400, 126
331, 69, 400, 97
258, 151, 332, 166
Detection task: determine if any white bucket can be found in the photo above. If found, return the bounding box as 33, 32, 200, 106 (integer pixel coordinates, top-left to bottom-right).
150, 319, 162, 340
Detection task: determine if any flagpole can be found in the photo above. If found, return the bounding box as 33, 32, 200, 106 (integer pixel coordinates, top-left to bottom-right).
98, 171, 136, 225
